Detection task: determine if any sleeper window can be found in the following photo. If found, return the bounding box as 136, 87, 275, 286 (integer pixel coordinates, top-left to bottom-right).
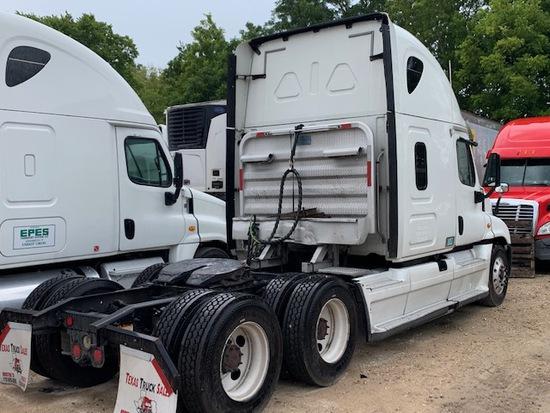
407, 56, 424, 94
125, 138, 172, 188
456, 140, 476, 187
414, 142, 428, 190
6, 46, 51, 87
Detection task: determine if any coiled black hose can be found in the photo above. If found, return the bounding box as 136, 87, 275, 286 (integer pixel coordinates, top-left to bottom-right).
247, 125, 304, 263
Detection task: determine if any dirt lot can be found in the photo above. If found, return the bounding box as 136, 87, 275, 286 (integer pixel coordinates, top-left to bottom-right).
0, 277, 549, 413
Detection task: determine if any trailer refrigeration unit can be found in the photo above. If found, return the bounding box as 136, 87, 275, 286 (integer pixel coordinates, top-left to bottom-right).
1, 13, 511, 413
166, 101, 228, 198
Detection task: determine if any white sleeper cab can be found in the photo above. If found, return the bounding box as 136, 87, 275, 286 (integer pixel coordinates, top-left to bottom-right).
0, 12, 511, 413
228, 11, 511, 384
0, 12, 228, 307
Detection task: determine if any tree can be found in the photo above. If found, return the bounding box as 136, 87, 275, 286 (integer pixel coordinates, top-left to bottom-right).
132, 66, 170, 123
344, 0, 388, 16
267, 0, 344, 32
20, 12, 139, 88
383, 0, 487, 75
163, 14, 233, 106
455, 0, 550, 122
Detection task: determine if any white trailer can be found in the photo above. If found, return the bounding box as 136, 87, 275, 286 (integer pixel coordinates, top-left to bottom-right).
0, 13, 228, 307
0, 12, 512, 413
166, 101, 227, 197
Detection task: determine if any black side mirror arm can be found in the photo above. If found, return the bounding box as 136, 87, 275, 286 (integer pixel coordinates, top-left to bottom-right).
165, 153, 183, 206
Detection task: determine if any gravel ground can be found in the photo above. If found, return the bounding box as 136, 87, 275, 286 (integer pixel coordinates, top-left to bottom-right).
0, 277, 548, 413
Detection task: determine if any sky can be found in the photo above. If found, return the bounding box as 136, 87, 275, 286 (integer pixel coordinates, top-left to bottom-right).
0, 0, 276, 68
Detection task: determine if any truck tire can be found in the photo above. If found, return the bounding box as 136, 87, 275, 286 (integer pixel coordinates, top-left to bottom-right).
262, 273, 304, 323
131, 262, 167, 287
178, 293, 282, 413
35, 278, 123, 387
152, 289, 216, 359
22, 274, 83, 378
480, 245, 510, 307
194, 246, 230, 259
282, 275, 357, 387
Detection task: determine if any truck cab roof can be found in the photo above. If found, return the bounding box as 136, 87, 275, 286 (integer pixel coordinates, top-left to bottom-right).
0, 12, 155, 126
490, 117, 550, 159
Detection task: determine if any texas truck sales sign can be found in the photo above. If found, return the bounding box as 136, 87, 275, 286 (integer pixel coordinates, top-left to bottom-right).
114, 345, 177, 413
0, 323, 32, 391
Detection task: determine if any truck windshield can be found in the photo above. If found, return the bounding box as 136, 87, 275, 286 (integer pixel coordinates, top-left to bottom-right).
501, 159, 550, 186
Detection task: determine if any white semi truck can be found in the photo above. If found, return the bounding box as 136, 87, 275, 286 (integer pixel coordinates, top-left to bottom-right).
0, 13, 228, 308
0, 12, 511, 413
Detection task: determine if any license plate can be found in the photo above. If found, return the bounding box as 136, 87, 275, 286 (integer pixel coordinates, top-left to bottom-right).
0, 322, 32, 391
113, 345, 177, 413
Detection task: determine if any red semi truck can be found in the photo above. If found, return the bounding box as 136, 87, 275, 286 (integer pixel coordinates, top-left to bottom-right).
487, 117, 550, 272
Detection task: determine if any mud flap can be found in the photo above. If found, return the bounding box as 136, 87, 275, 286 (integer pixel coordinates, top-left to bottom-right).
0, 322, 32, 391
114, 345, 177, 413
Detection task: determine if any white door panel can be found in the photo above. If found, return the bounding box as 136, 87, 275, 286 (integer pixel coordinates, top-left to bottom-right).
398, 119, 457, 260
117, 127, 186, 251
454, 133, 489, 246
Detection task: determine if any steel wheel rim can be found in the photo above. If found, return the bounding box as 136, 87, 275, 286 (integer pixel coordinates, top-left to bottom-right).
220, 321, 270, 402
316, 298, 350, 363
492, 256, 508, 295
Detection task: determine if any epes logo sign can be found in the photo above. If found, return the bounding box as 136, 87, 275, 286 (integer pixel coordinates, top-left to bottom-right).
13, 224, 55, 250
20, 227, 49, 239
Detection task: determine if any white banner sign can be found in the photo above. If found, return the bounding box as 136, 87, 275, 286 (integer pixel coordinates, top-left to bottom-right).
114, 345, 177, 413
0, 322, 32, 391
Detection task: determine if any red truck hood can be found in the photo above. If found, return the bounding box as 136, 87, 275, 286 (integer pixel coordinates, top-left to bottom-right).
496, 186, 550, 203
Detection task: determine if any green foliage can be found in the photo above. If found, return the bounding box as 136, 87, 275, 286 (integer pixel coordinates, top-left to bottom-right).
163, 14, 233, 107
267, 0, 340, 31
20, 3, 549, 124
132, 66, 170, 123
385, 1, 486, 75
456, 0, 550, 122
20, 12, 139, 88
344, 0, 388, 16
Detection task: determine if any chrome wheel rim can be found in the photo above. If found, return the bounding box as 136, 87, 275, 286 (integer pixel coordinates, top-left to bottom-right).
492, 256, 508, 295
316, 298, 350, 363
220, 321, 269, 402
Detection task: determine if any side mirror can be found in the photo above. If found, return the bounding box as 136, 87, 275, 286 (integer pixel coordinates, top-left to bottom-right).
483, 153, 501, 188
165, 153, 183, 206
173, 152, 183, 188
495, 183, 509, 194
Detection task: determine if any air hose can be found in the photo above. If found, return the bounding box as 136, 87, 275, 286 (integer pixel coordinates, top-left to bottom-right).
247, 124, 304, 263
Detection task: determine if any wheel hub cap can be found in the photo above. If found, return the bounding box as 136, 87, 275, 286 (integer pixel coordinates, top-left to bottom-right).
317, 318, 329, 340
492, 256, 508, 295
220, 321, 270, 402
222, 343, 243, 373
316, 298, 350, 363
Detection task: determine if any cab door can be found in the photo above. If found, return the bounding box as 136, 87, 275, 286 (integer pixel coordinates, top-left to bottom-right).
454, 133, 489, 246
116, 127, 186, 251
449, 132, 491, 300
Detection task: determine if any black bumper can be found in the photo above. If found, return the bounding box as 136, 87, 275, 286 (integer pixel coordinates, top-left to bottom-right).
535, 238, 550, 261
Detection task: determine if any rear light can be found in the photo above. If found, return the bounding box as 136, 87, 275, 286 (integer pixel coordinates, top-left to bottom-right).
92, 347, 105, 368
239, 169, 244, 191
256, 131, 266, 137
367, 161, 372, 187
71, 342, 82, 361
339, 123, 353, 129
